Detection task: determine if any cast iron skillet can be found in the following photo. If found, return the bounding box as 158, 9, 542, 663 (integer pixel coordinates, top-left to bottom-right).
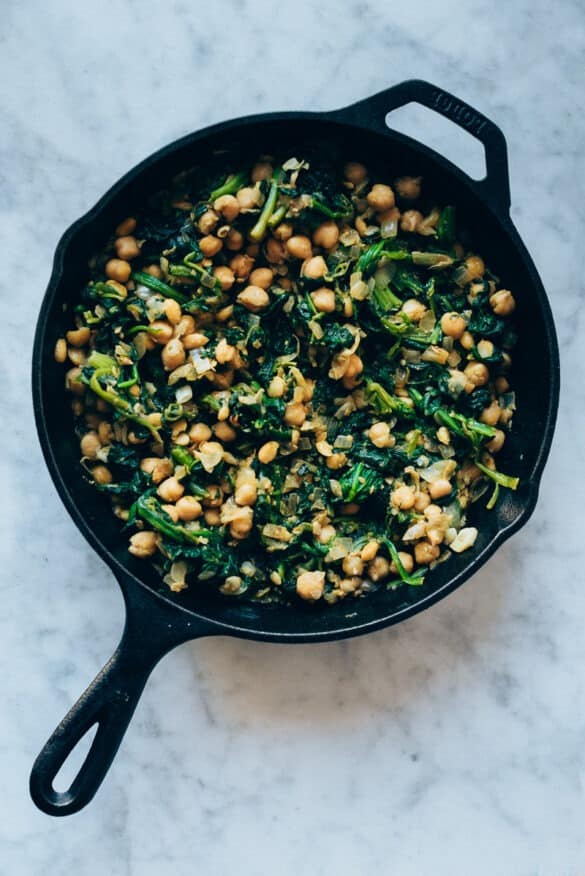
30, 79, 559, 816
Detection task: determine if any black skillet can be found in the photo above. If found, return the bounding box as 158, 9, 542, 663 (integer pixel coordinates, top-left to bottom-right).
30, 79, 560, 816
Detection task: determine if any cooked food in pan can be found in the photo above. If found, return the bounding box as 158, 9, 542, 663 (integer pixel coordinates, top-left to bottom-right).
56, 156, 518, 604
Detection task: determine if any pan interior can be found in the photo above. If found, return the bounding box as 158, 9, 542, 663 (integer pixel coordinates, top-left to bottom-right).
35, 116, 556, 639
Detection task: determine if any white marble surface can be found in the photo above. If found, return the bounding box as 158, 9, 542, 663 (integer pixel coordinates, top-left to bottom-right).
1, 1, 584, 873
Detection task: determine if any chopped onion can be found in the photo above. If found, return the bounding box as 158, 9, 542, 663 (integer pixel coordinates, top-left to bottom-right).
163, 561, 188, 593
262, 524, 292, 542
420, 459, 457, 483
450, 527, 478, 553
175, 385, 193, 404
309, 319, 324, 339
329, 479, 342, 498
333, 434, 353, 449
340, 228, 361, 247
325, 538, 353, 562
190, 349, 216, 375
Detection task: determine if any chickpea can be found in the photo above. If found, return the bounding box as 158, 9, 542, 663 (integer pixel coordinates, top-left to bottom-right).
391, 485, 416, 510
487, 429, 506, 453
215, 338, 236, 364
214, 194, 240, 222
115, 236, 140, 261
230, 253, 255, 278
459, 331, 475, 351
459, 255, 485, 284
66, 326, 90, 347
161, 299, 182, 326
209, 265, 233, 292
414, 541, 440, 565
273, 222, 294, 242
214, 421, 236, 442
54, 338, 68, 363
342, 554, 364, 577
265, 238, 286, 264
368, 421, 392, 448
174, 315, 196, 337
157, 476, 184, 503
67, 347, 86, 366
368, 555, 390, 581
480, 401, 501, 426
414, 491, 431, 512
97, 421, 113, 444
204, 509, 221, 526
313, 221, 339, 250
284, 402, 306, 426
395, 176, 421, 199
216, 305, 234, 324
343, 354, 363, 381
150, 321, 174, 345
229, 507, 254, 540
360, 541, 379, 563
140, 457, 173, 484
401, 299, 427, 322
161, 503, 179, 523
429, 478, 452, 500
267, 376, 286, 398
296, 570, 325, 601
115, 216, 137, 237
367, 183, 395, 212
317, 524, 336, 544
440, 312, 467, 340
236, 186, 261, 210
326, 453, 347, 470
80, 431, 101, 459
183, 332, 209, 350
344, 162, 368, 185
176, 496, 203, 521
237, 285, 270, 312
198, 210, 219, 234
390, 551, 414, 575
199, 235, 222, 258
258, 440, 278, 464
310, 288, 336, 313
225, 228, 244, 251
464, 361, 490, 387
490, 289, 516, 316
301, 255, 327, 279
91, 465, 112, 485
144, 263, 163, 278
235, 482, 257, 506
251, 161, 273, 182
161, 338, 186, 371
286, 235, 312, 260
65, 367, 85, 396
400, 210, 423, 233
201, 485, 223, 509
105, 259, 131, 283
128, 530, 158, 558
249, 267, 273, 290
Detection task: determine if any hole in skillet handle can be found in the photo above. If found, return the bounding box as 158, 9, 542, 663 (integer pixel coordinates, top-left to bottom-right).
329, 79, 511, 217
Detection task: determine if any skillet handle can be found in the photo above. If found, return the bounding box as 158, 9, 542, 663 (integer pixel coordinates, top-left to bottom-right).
29, 584, 206, 816
332, 79, 511, 216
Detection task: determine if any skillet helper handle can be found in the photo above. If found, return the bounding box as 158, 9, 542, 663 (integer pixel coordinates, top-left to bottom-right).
334, 78, 511, 216
29, 597, 194, 816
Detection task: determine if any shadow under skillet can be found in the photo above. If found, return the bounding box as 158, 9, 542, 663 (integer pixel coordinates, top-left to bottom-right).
181, 541, 518, 730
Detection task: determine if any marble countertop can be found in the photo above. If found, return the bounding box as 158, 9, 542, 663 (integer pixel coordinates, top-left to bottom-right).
2, 1, 584, 873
